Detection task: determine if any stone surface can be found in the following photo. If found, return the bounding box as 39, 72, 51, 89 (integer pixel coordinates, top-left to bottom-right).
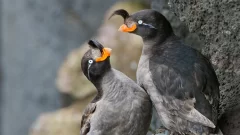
1, 0, 116, 135
168, 0, 240, 134
151, 0, 201, 50
218, 105, 240, 135
29, 94, 94, 135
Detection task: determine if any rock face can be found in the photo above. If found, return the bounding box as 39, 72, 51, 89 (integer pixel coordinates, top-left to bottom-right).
1, 0, 116, 135
168, 0, 240, 134
151, 0, 201, 50
29, 95, 95, 135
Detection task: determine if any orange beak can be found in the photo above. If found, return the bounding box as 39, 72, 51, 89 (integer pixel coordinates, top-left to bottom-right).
118, 23, 137, 32
95, 48, 112, 62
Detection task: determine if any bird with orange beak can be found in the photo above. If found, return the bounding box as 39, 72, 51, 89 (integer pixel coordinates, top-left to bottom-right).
80, 39, 152, 135
110, 9, 222, 135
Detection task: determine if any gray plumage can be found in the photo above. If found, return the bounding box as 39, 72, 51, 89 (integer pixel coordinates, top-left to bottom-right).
80, 40, 152, 135
137, 39, 219, 135
110, 9, 221, 135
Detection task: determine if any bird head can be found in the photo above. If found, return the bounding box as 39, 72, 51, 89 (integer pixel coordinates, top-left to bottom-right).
109, 9, 173, 41
81, 39, 112, 81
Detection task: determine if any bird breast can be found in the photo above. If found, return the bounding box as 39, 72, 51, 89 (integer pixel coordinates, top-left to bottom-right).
137, 54, 177, 130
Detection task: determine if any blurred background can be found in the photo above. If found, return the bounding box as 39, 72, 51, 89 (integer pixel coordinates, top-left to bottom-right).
1, 0, 239, 135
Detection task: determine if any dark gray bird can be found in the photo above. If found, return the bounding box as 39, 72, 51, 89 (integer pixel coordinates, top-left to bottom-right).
80, 39, 152, 135
110, 9, 221, 135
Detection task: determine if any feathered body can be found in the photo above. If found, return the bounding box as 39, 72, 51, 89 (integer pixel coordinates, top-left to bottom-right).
80, 40, 152, 135
110, 9, 221, 135
137, 36, 219, 134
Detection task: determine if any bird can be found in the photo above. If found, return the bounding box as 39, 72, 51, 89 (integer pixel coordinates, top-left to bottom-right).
80, 39, 152, 135
109, 9, 221, 135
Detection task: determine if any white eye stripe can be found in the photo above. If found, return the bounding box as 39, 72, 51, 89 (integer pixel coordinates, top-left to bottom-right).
138, 20, 157, 29
88, 60, 93, 64
138, 20, 143, 24
142, 23, 157, 29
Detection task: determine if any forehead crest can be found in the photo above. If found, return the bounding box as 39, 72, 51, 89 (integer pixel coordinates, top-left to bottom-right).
90, 48, 102, 60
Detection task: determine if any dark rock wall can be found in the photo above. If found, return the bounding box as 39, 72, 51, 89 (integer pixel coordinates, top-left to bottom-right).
151, 0, 202, 50
0, 0, 115, 135
168, 0, 240, 134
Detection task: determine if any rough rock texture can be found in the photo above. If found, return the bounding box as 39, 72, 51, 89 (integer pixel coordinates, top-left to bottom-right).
29, 95, 95, 135
168, 0, 240, 134
151, 0, 201, 50
218, 105, 240, 135
1, 0, 116, 135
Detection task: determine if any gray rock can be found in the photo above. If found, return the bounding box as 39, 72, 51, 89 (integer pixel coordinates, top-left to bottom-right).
151, 0, 201, 50
1, 0, 115, 135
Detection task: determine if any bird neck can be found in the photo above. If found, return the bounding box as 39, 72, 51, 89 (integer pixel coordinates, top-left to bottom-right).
91, 67, 111, 86
90, 69, 113, 102
142, 32, 176, 55
92, 69, 127, 102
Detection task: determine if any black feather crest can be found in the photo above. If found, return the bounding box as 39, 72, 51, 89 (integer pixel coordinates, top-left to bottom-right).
108, 9, 129, 20
88, 39, 104, 53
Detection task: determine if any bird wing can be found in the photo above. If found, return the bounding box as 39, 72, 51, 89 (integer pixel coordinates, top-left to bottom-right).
80, 103, 97, 135
194, 56, 220, 123
149, 56, 219, 128
167, 96, 216, 128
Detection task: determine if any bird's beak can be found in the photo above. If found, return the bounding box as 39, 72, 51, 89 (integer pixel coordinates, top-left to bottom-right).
88, 39, 111, 62
95, 48, 112, 62
118, 23, 137, 32
109, 9, 136, 32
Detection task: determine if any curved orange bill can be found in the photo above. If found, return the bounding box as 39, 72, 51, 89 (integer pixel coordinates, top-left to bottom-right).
118, 23, 137, 32
95, 48, 112, 62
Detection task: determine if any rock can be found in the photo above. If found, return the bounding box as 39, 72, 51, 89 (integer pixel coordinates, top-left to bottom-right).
29, 94, 95, 135
151, 0, 202, 50
218, 105, 240, 135
168, 0, 240, 134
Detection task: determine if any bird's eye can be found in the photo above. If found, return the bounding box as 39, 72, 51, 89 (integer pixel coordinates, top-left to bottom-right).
138, 20, 143, 24
88, 60, 93, 64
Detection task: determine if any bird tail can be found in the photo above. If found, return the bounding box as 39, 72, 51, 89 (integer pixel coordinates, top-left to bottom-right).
216, 128, 223, 135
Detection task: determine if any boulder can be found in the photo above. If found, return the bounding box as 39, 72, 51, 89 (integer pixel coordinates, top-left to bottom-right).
29, 95, 94, 135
